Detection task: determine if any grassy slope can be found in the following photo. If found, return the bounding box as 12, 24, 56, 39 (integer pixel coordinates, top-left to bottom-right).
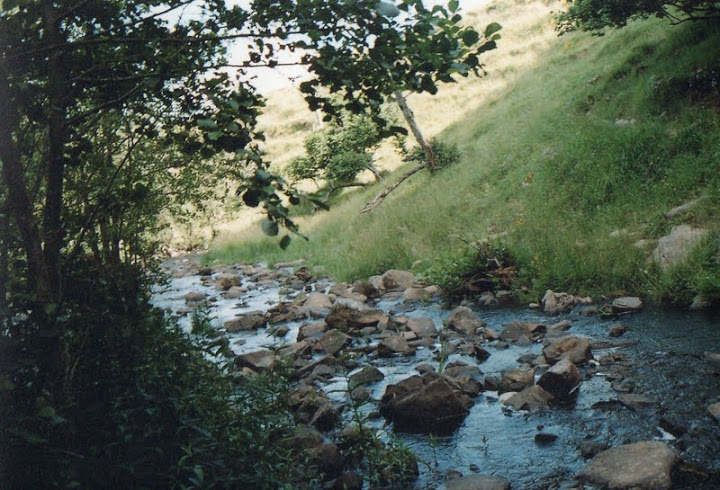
207, 1, 720, 303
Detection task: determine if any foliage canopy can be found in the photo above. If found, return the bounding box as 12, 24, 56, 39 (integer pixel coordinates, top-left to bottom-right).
558, 0, 720, 33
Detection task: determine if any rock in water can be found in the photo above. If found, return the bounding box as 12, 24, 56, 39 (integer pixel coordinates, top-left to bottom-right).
578, 441, 679, 490
543, 336, 592, 365
349, 366, 384, 386
504, 385, 554, 412
224, 310, 267, 332
499, 366, 535, 393
445, 474, 511, 490
537, 358, 581, 401
379, 371, 473, 435
708, 402, 720, 423
445, 306, 486, 336
325, 298, 386, 333
318, 329, 350, 356
611, 296, 643, 313
542, 290, 592, 315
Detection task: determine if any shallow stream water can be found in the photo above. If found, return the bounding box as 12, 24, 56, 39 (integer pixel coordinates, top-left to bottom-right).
151, 257, 720, 489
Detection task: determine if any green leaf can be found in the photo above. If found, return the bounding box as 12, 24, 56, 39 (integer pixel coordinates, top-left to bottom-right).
375, 1, 401, 17
198, 118, 217, 129
255, 169, 272, 182
448, 0, 459, 13
37, 405, 57, 418
484, 22, 502, 38
242, 190, 260, 207
478, 40, 497, 54
207, 131, 223, 141
460, 29, 480, 46
262, 220, 279, 236
43, 303, 58, 316
279, 235, 292, 250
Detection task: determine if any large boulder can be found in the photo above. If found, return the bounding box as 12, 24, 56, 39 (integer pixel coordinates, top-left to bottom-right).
445, 306, 486, 336
543, 336, 592, 365
652, 225, 708, 271
325, 298, 386, 333
446, 474, 511, 490
379, 371, 473, 435
537, 358, 581, 401
578, 441, 679, 490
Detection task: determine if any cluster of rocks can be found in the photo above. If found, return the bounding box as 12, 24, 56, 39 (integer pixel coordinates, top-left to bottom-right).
163, 257, 716, 489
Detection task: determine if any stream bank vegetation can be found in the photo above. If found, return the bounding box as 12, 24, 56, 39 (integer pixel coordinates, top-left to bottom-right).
1, 0, 501, 487
209, 0, 720, 307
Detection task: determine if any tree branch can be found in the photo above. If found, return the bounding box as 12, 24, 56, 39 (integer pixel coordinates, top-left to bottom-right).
360, 163, 425, 214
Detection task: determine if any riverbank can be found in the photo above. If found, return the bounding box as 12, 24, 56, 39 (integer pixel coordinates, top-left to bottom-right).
153, 256, 720, 489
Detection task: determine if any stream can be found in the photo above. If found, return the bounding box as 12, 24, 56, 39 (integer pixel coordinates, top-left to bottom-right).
151, 255, 720, 489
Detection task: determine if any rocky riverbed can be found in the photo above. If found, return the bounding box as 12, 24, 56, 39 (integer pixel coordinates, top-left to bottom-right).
151, 255, 720, 489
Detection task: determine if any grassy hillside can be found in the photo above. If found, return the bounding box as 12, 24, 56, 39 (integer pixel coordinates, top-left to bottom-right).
207, 0, 720, 305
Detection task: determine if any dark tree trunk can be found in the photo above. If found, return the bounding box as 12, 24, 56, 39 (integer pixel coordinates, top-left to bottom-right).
0, 76, 52, 304
0, 205, 9, 331
41, 0, 69, 303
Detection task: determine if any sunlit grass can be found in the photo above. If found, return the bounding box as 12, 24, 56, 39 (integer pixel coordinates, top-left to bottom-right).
207, 0, 720, 301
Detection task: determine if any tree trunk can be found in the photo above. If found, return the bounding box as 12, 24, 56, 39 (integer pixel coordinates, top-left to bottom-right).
394, 90, 437, 171
0, 76, 52, 304
0, 205, 9, 332
360, 163, 425, 213
41, 0, 69, 303
367, 161, 383, 181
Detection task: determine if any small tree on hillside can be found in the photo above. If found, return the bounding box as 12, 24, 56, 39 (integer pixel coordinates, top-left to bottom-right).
557, 0, 720, 34
250, 0, 501, 212
287, 113, 384, 192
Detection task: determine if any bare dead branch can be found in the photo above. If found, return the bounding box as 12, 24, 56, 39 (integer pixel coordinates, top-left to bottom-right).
360, 163, 425, 214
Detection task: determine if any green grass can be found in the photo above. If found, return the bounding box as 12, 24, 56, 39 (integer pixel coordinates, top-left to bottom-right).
207, 3, 720, 303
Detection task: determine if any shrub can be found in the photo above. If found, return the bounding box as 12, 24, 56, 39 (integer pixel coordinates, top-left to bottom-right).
0, 262, 304, 489
405, 138, 461, 171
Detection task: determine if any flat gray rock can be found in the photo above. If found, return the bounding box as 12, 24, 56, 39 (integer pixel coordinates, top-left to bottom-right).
579, 441, 679, 489
708, 402, 720, 422
445, 474, 510, 490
